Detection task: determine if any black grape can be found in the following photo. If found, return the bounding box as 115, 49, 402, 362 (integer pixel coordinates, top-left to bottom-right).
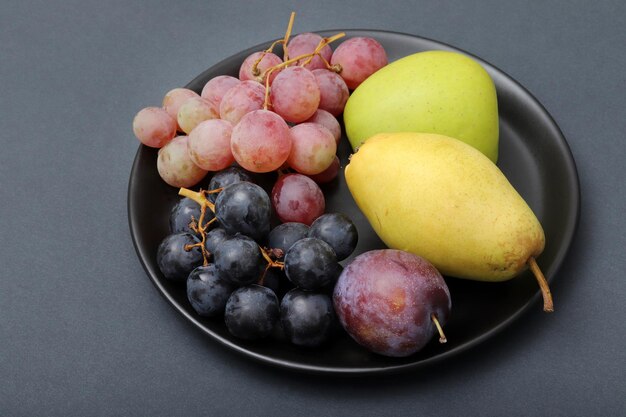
284, 237, 339, 291
156, 233, 203, 282
169, 197, 213, 234
280, 288, 336, 347
213, 234, 265, 286
187, 264, 236, 317
308, 213, 358, 261
224, 285, 279, 340
204, 227, 229, 255
207, 166, 252, 203
267, 222, 309, 259
214, 181, 271, 242
261, 268, 294, 300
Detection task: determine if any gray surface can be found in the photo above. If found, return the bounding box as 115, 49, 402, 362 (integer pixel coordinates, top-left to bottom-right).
1, 0, 625, 416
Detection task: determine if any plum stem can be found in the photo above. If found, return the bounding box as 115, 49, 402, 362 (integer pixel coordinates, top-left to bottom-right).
431, 314, 447, 344
528, 257, 554, 313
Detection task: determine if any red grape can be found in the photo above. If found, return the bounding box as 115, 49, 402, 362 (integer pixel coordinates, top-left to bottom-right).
162, 88, 199, 131
272, 173, 325, 225
239, 51, 283, 84
201, 75, 241, 109
286, 32, 333, 71
303, 109, 341, 144
219, 80, 265, 125
287, 123, 336, 175
312, 69, 349, 116
188, 119, 234, 171
230, 109, 291, 173
157, 136, 208, 187
177, 97, 219, 134
331, 37, 388, 89
270, 66, 320, 123
308, 155, 340, 184
132, 107, 177, 148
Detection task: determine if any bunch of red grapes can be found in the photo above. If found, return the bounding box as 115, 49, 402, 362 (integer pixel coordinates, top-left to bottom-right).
132, 30, 387, 194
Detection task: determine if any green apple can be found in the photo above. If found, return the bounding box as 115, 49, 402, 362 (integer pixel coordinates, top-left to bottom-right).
343, 50, 499, 162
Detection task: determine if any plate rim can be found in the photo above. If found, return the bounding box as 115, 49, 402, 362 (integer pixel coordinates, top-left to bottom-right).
127, 29, 581, 375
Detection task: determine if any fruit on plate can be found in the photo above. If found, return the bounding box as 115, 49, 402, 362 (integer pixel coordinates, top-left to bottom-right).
287, 122, 337, 175
214, 234, 266, 286
284, 238, 340, 291
333, 249, 451, 357
177, 96, 219, 134
343, 50, 499, 162
286, 32, 333, 71
187, 119, 235, 171
224, 285, 280, 340
162, 87, 199, 131
214, 181, 271, 241
345, 132, 553, 312
280, 288, 336, 347
156, 232, 204, 282
271, 173, 325, 225
230, 109, 292, 173
132, 107, 177, 148
308, 213, 358, 261
157, 136, 208, 188
267, 222, 310, 259
330, 37, 388, 90
187, 264, 237, 317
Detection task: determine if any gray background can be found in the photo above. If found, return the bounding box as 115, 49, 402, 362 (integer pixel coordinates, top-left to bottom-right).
1, 0, 625, 416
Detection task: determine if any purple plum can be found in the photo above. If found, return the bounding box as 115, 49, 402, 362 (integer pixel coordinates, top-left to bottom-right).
333, 249, 451, 357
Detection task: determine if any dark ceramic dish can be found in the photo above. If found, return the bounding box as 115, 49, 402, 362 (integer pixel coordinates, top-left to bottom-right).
128, 30, 580, 375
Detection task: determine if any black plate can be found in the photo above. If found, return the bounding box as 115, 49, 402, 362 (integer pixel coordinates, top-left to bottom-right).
128, 30, 580, 374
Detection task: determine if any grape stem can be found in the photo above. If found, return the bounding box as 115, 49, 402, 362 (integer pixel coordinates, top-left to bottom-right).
257, 246, 285, 286
282, 11, 296, 61
262, 32, 346, 79
251, 11, 296, 77
259, 246, 285, 270
178, 188, 215, 213
178, 187, 220, 265
431, 314, 447, 344
261, 32, 346, 109
299, 34, 343, 72
528, 257, 554, 313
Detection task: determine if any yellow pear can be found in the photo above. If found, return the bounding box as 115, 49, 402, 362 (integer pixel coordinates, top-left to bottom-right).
345, 132, 553, 312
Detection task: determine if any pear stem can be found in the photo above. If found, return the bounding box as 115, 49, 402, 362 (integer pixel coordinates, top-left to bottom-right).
431, 314, 447, 343
528, 257, 554, 313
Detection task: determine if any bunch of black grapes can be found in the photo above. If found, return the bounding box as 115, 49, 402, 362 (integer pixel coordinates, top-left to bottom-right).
156, 167, 358, 347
